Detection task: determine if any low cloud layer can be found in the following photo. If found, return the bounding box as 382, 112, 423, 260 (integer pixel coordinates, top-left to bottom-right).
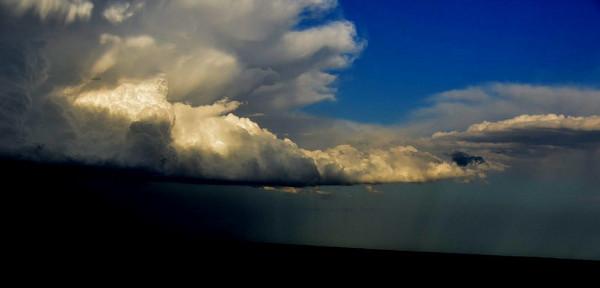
409, 83, 600, 135
402, 83, 600, 163
434, 114, 600, 148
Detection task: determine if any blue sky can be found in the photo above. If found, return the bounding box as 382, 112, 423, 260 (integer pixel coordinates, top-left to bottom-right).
304, 0, 600, 123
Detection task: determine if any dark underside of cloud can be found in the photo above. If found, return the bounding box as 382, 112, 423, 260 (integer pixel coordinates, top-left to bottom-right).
451, 151, 485, 167
431, 114, 600, 160
460, 128, 600, 148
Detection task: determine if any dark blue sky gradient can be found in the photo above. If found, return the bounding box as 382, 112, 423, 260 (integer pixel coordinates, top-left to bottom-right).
304, 0, 600, 123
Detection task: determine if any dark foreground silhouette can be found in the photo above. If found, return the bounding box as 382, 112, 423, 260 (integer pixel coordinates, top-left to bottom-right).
2, 157, 597, 273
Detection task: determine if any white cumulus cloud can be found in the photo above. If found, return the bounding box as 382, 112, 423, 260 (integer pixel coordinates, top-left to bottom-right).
464, 114, 600, 133
55, 76, 487, 185
102, 1, 144, 24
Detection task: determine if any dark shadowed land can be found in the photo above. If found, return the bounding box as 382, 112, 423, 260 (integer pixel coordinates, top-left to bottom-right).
2, 158, 598, 273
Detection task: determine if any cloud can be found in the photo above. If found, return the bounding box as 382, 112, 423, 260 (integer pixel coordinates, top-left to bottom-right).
33, 0, 363, 111
304, 144, 491, 184
43, 76, 487, 185
451, 151, 485, 167
262, 186, 301, 194
429, 114, 600, 166
434, 114, 600, 147
0, 39, 48, 152
464, 114, 600, 133
0, 1, 495, 186
242, 109, 412, 151
102, 1, 144, 24
0, 0, 94, 23
364, 185, 380, 193
408, 83, 600, 135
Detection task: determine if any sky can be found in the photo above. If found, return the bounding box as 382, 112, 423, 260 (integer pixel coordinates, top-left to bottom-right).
0, 0, 599, 184
306, 0, 600, 123
0, 0, 599, 260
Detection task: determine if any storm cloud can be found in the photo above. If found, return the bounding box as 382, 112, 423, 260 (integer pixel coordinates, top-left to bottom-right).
0, 1, 489, 185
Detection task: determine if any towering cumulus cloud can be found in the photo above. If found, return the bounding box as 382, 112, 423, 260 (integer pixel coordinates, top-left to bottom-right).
0, 0, 489, 185
58, 76, 485, 185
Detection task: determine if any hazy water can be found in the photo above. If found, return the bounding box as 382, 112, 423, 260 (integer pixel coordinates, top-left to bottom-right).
140, 171, 600, 261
